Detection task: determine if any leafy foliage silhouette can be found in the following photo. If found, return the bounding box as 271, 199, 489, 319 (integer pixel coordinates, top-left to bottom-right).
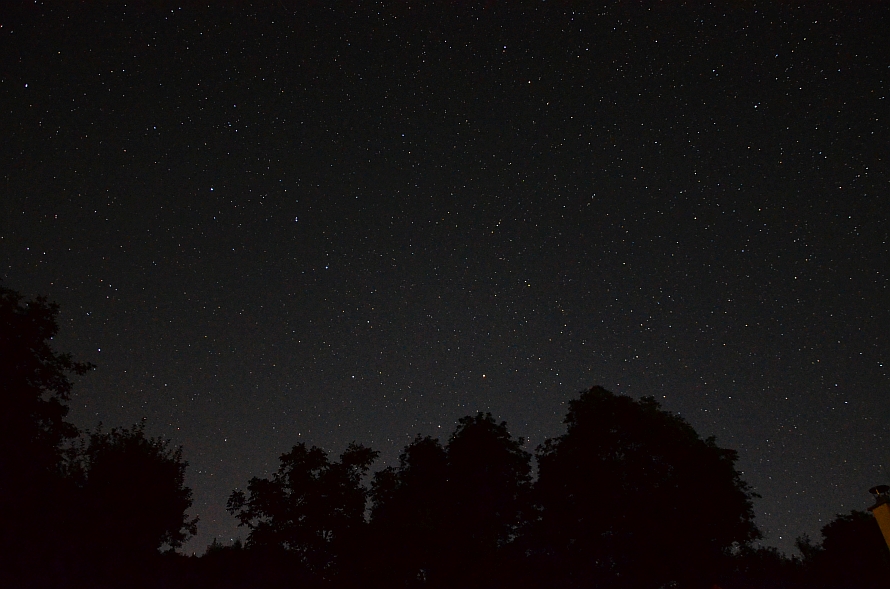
366, 413, 531, 587
0, 284, 93, 580
71, 421, 198, 557
0, 284, 198, 588
6, 283, 882, 589
367, 435, 449, 585
717, 545, 804, 589
227, 442, 378, 573
532, 386, 761, 588
446, 413, 533, 552
796, 510, 890, 589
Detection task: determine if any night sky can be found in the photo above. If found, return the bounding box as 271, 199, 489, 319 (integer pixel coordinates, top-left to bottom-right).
2, 2, 888, 555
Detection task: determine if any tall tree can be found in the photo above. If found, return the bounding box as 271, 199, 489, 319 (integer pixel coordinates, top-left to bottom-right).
227, 442, 378, 573
533, 386, 760, 589
367, 436, 450, 586
796, 510, 890, 589
444, 413, 532, 565
0, 284, 92, 575
367, 414, 532, 587
72, 421, 198, 557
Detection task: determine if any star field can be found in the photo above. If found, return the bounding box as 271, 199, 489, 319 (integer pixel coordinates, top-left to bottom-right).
1, 3, 888, 554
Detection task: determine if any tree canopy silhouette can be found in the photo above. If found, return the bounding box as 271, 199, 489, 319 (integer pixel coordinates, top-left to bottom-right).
796, 509, 890, 589
227, 442, 378, 573
0, 285, 92, 456
367, 435, 449, 585
71, 421, 198, 557
0, 284, 93, 575
0, 284, 199, 588
532, 386, 760, 589
0, 282, 828, 589
367, 413, 531, 587
442, 413, 532, 572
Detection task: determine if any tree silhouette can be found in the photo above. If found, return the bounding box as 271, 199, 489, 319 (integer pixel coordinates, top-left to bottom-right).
367, 435, 449, 586
367, 413, 531, 587
532, 386, 760, 589
719, 545, 804, 589
71, 421, 198, 559
442, 413, 532, 581
0, 284, 93, 580
0, 285, 824, 589
796, 510, 890, 589
227, 442, 378, 573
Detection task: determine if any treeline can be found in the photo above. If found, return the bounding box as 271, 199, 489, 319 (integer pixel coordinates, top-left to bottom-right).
0, 285, 196, 588
2, 284, 889, 589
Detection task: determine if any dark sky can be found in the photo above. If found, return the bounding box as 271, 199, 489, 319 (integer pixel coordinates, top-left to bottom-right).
2, 2, 888, 555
